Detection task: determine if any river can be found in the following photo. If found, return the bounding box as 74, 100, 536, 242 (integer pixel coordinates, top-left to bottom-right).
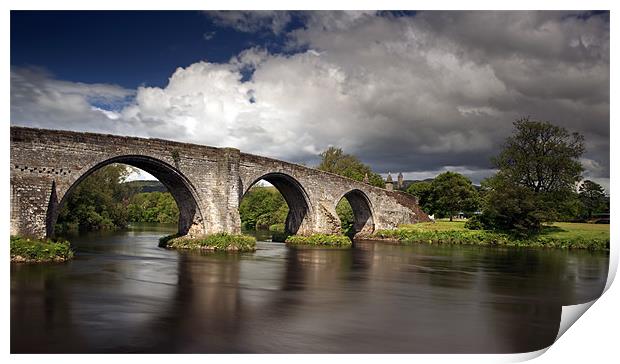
11, 223, 609, 353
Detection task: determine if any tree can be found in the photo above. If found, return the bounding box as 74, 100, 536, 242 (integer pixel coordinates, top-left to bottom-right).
427, 172, 478, 221
336, 199, 355, 237
126, 192, 180, 224
56, 164, 137, 232
578, 180, 607, 218
493, 118, 584, 195
479, 177, 547, 232
317, 147, 385, 188
481, 118, 585, 233
406, 181, 433, 213
238, 186, 288, 230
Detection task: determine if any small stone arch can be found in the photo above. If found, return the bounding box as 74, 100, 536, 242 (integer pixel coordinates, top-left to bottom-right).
47, 155, 205, 238
337, 189, 375, 236
241, 172, 313, 235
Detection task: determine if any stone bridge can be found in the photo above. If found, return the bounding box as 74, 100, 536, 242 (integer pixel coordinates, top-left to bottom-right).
10, 127, 430, 239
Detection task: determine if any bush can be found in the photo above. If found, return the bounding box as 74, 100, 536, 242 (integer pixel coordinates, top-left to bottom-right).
285, 234, 352, 247
160, 233, 256, 252
479, 177, 548, 236
464, 215, 486, 230
10, 236, 74, 263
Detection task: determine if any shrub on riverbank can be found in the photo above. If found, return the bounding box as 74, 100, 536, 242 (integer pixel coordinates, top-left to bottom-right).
159, 233, 256, 252
10, 236, 74, 263
269, 223, 289, 242
285, 234, 352, 247
375, 221, 609, 251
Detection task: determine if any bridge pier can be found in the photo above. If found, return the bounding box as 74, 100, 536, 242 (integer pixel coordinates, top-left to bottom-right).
10, 177, 54, 239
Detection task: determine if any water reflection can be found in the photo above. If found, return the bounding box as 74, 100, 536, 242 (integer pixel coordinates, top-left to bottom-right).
11, 226, 608, 353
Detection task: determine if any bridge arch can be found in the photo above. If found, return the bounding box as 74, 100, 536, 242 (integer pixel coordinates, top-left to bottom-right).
47, 155, 205, 238
241, 172, 312, 235
336, 189, 375, 236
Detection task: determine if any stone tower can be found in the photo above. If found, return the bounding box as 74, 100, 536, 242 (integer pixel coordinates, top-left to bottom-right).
397, 172, 404, 189
386, 173, 394, 191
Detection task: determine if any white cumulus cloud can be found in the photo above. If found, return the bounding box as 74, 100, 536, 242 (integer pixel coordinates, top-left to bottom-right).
10, 11, 609, 186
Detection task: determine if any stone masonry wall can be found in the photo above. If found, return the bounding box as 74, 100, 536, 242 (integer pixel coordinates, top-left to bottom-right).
10, 126, 430, 239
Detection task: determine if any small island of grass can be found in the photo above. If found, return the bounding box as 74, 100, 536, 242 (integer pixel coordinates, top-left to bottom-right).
159, 232, 257, 252
374, 221, 609, 251
10, 235, 74, 263
285, 233, 352, 248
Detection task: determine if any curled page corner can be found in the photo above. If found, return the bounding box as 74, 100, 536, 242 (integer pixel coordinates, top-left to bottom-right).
555, 300, 597, 343
603, 243, 618, 293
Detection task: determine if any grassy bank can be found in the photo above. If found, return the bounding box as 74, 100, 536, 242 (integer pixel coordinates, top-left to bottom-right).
374, 221, 609, 251
285, 234, 352, 248
10, 236, 74, 263
159, 233, 257, 252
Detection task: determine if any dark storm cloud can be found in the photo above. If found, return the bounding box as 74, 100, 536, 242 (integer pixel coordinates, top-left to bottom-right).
10, 11, 609, 190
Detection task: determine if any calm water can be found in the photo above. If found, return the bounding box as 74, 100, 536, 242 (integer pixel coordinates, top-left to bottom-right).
11, 223, 609, 353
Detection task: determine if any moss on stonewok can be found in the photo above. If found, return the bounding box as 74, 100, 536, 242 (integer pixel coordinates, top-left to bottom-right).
285, 234, 353, 248
159, 233, 257, 252
374, 228, 609, 251
10, 235, 74, 263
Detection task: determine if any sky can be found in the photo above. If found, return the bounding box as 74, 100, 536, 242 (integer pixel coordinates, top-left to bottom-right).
10, 10, 610, 191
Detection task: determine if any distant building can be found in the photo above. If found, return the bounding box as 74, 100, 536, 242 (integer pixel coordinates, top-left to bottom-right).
397, 172, 404, 189
385, 173, 394, 191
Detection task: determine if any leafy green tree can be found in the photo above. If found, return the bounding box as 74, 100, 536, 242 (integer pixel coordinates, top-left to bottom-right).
555, 192, 586, 221
56, 164, 137, 232
479, 177, 546, 233
426, 172, 478, 221
481, 118, 585, 233
239, 186, 288, 230
578, 180, 607, 218
493, 118, 584, 195
406, 181, 433, 213
336, 198, 354, 237
126, 192, 179, 223
317, 147, 385, 188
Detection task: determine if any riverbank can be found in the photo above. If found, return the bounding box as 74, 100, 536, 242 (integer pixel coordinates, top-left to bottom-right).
10, 236, 74, 263
374, 221, 609, 251
159, 233, 257, 252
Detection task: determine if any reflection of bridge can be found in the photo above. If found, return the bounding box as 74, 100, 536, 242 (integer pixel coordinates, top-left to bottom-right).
10, 127, 430, 239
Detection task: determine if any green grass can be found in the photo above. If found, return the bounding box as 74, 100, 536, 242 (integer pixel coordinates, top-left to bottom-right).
541, 222, 610, 241
160, 233, 257, 252
10, 236, 74, 263
399, 220, 467, 232
376, 221, 609, 251
285, 234, 352, 248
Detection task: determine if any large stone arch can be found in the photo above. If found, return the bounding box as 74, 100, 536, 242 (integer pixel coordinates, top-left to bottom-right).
240, 172, 313, 235
47, 155, 205, 238
336, 189, 375, 236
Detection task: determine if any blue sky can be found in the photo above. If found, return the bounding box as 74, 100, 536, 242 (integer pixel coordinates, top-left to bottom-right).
11, 11, 280, 88
10, 11, 610, 190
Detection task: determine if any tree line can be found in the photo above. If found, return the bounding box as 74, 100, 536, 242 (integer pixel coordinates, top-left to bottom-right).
407, 118, 608, 235
55, 165, 180, 233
